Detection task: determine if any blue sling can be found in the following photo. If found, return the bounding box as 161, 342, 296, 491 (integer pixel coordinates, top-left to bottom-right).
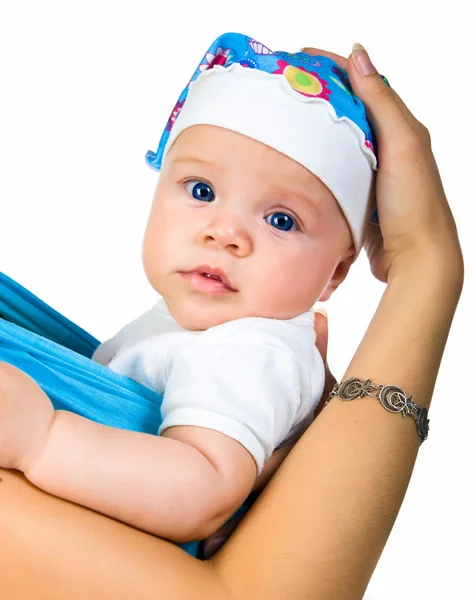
0, 271, 250, 558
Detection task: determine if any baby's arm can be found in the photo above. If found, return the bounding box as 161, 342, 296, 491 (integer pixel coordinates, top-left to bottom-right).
27, 412, 257, 543
0, 364, 256, 544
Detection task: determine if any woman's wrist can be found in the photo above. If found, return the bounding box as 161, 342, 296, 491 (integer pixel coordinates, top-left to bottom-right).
387, 241, 464, 296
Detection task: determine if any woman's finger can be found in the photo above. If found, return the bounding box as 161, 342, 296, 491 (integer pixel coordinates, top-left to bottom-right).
346, 44, 427, 151
313, 309, 337, 419
300, 47, 348, 70
313, 308, 329, 364
305, 44, 425, 147
301, 46, 423, 143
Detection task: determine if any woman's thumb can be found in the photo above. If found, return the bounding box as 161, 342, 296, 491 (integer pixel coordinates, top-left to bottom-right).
347, 43, 398, 141
314, 307, 329, 364
313, 307, 337, 419
350, 42, 378, 77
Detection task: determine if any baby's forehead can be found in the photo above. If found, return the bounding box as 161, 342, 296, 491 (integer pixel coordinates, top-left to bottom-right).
167, 125, 333, 199
163, 127, 353, 247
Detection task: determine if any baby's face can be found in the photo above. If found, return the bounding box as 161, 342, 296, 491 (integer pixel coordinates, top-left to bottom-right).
142, 125, 354, 330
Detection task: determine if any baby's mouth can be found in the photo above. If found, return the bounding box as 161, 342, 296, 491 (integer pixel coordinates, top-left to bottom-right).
183, 265, 237, 291
195, 271, 236, 291
202, 273, 222, 282
180, 271, 237, 293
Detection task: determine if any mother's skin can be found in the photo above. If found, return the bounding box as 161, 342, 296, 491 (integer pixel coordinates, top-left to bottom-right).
0, 46, 464, 599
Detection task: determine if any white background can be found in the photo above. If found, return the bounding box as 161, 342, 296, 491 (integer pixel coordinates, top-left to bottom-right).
0, 1, 471, 597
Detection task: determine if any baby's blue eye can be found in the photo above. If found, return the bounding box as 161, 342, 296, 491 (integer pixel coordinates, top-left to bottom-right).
266, 212, 297, 232
185, 180, 214, 202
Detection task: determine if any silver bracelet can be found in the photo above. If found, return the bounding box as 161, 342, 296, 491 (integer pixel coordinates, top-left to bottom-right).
323, 377, 430, 443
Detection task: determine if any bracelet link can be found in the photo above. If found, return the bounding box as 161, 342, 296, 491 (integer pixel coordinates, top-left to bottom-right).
323, 377, 429, 443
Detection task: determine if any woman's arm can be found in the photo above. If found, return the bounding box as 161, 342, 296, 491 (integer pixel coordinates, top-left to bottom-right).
0, 468, 228, 600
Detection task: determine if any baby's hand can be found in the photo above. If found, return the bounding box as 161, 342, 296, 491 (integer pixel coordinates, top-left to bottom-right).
0, 362, 54, 472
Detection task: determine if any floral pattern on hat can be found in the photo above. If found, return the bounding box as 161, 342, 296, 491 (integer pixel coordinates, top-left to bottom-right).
272, 60, 331, 100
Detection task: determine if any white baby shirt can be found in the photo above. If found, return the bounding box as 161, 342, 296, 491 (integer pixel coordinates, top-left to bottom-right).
92, 299, 325, 475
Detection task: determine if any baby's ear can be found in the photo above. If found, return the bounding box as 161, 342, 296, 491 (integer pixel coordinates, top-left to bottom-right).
318, 245, 356, 302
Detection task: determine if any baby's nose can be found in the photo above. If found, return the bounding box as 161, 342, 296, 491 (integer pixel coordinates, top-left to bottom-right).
197, 216, 252, 256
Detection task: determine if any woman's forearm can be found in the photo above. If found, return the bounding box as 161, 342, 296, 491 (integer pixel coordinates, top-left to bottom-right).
211, 256, 463, 600
0, 469, 228, 600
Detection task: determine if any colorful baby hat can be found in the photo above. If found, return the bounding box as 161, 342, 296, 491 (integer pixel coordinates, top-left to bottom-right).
146, 32, 388, 254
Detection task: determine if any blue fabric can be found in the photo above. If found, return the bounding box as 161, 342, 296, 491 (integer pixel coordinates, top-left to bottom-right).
0, 272, 99, 357
0, 271, 251, 557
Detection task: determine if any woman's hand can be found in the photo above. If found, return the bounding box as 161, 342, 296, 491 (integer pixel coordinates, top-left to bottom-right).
200, 309, 335, 559
0, 363, 54, 472
302, 45, 463, 285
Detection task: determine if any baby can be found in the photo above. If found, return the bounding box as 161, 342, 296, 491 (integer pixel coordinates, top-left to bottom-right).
0, 33, 377, 544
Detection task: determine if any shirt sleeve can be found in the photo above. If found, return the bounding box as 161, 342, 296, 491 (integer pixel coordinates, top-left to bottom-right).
157, 340, 303, 475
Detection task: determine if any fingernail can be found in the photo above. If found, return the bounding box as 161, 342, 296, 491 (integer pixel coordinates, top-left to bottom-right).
351, 42, 377, 75
202, 536, 227, 558
314, 307, 328, 319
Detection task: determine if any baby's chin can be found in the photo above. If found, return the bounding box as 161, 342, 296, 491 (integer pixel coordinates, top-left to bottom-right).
168, 304, 240, 331
166, 298, 316, 331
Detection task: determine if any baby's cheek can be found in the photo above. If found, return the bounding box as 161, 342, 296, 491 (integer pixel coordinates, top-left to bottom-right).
259, 256, 328, 314
142, 218, 170, 276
